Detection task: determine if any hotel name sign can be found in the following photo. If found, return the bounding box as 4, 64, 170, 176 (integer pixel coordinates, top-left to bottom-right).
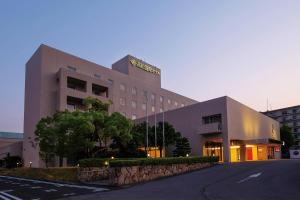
130, 58, 160, 75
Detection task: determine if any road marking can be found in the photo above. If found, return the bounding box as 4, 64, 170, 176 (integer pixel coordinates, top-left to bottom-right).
63, 193, 76, 196
0, 191, 22, 200
31, 186, 42, 189
237, 172, 262, 183
0, 195, 10, 200
45, 189, 57, 192
0, 176, 108, 192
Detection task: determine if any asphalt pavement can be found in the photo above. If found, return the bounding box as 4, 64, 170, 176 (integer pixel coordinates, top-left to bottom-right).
0, 175, 108, 200
67, 159, 300, 200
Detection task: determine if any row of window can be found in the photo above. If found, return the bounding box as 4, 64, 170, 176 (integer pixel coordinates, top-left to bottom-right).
119, 97, 184, 112
267, 108, 300, 117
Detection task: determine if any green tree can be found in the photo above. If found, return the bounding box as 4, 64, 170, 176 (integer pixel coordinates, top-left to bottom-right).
150, 122, 181, 157
173, 137, 191, 157
280, 124, 295, 154
35, 111, 96, 166
109, 112, 134, 156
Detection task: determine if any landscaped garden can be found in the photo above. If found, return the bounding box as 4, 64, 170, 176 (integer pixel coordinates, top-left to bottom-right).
0, 97, 218, 185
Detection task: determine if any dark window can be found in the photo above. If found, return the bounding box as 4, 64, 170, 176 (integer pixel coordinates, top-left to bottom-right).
67, 66, 76, 71
94, 74, 101, 79
203, 114, 222, 124
67, 77, 86, 92
67, 96, 84, 111
92, 84, 108, 97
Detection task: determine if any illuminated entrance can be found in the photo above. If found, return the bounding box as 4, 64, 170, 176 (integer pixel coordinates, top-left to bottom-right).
203, 141, 223, 162
229, 139, 281, 162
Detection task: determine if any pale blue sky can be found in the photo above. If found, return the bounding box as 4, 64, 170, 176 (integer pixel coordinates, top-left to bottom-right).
0, 0, 300, 132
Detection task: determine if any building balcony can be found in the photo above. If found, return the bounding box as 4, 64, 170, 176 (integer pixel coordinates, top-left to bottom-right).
197, 122, 222, 135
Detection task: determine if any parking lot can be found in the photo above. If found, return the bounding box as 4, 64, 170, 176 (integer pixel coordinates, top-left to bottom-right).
0, 175, 108, 200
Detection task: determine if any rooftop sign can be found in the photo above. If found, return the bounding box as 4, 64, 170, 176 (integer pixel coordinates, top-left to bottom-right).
130, 58, 160, 75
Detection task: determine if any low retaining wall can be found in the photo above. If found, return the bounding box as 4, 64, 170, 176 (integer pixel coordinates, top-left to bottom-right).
78, 167, 109, 182
109, 162, 213, 186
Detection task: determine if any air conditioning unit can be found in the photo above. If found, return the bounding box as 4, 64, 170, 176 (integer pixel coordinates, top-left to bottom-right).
290, 146, 300, 159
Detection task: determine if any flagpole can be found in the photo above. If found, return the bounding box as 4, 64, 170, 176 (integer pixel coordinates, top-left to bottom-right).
146, 92, 149, 156
154, 110, 157, 158
162, 107, 165, 158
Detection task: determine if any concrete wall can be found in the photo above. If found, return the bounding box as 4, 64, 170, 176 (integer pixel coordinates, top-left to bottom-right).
226, 97, 280, 141
137, 97, 228, 157
137, 96, 280, 162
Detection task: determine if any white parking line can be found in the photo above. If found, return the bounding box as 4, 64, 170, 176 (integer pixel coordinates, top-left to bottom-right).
0, 176, 108, 192
45, 189, 57, 192
0, 191, 22, 200
0, 195, 10, 200
31, 186, 42, 189
63, 193, 76, 196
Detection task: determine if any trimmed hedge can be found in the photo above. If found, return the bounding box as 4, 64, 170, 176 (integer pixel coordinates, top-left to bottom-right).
0, 167, 78, 182
78, 156, 219, 168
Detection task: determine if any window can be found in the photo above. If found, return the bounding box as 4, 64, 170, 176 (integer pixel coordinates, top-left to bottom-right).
67, 96, 84, 111
142, 103, 146, 111
202, 114, 222, 124
143, 90, 148, 99
293, 109, 297, 113
92, 84, 108, 97
120, 98, 126, 106
168, 99, 171, 104
174, 101, 178, 107
131, 101, 137, 109
94, 74, 101, 79
132, 87, 137, 95
151, 93, 155, 101
67, 77, 86, 92
108, 79, 114, 85
132, 115, 137, 120
160, 108, 163, 113
67, 66, 76, 71
181, 103, 185, 107
120, 84, 126, 91
151, 106, 155, 112
282, 111, 287, 115
160, 96, 164, 103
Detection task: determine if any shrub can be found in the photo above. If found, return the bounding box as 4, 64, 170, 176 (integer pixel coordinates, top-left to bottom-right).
4, 156, 22, 168
78, 156, 219, 168
0, 167, 78, 182
110, 156, 218, 167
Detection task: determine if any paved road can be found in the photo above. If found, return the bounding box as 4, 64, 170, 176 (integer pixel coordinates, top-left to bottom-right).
68, 160, 300, 200
0, 175, 108, 200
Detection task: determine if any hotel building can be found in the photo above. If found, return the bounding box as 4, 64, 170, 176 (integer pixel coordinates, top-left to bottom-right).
23, 44, 281, 167
24, 44, 197, 167
263, 105, 300, 145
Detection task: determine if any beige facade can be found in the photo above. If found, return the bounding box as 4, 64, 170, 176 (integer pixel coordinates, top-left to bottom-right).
24, 44, 197, 167
139, 96, 281, 162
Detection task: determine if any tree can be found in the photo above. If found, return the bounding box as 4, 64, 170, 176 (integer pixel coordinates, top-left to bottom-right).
35, 111, 96, 166
109, 112, 134, 157
280, 124, 295, 155
173, 137, 191, 157
151, 122, 181, 157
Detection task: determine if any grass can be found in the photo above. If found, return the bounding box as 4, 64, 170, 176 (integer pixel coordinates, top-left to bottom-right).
0, 167, 78, 182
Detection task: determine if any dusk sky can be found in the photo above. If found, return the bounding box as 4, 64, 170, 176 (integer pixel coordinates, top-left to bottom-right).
0, 1, 300, 133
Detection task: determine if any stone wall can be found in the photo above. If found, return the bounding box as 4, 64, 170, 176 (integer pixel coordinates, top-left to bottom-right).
109, 162, 213, 186
78, 167, 109, 182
